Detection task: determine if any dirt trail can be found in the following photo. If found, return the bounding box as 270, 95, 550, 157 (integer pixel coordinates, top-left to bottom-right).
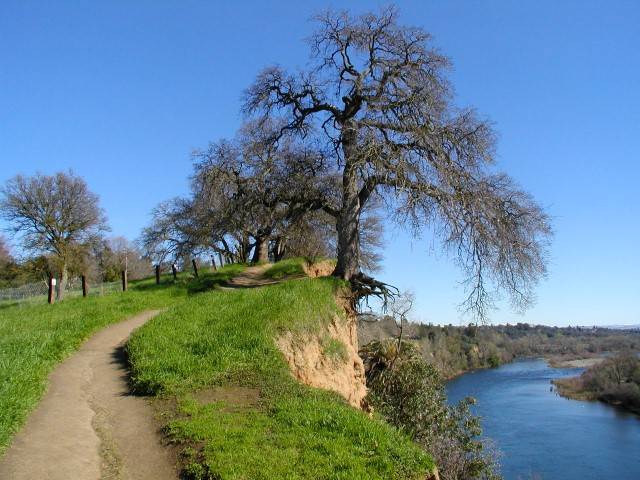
222, 264, 278, 288
0, 310, 178, 480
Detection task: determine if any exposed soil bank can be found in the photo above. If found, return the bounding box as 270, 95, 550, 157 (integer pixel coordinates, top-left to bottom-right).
277, 309, 368, 408
303, 259, 336, 278
276, 264, 368, 409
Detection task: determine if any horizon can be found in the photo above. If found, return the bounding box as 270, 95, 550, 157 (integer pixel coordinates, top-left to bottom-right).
1, 1, 638, 327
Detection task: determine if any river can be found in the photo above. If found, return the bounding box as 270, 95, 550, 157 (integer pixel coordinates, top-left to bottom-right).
446, 358, 640, 479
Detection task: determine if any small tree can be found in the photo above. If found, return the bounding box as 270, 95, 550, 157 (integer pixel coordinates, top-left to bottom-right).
139, 197, 208, 265
0, 235, 12, 268
245, 7, 551, 319
95, 236, 151, 282
360, 339, 501, 480
0, 172, 108, 299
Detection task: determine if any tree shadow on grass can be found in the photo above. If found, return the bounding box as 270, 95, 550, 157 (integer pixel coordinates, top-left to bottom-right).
187, 271, 241, 294
0, 301, 21, 310
111, 344, 150, 397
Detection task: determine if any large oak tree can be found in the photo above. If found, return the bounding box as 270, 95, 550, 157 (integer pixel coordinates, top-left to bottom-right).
245, 7, 551, 318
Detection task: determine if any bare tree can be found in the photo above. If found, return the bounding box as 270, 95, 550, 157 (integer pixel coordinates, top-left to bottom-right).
191, 123, 337, 263
390, 291, 415, 363
95, 236, 152, 282
276, 210, 335, 261
244, 7, 551, 319
141, 118, 385, 270
0, 235, 12, 267
139, 197, 213, 265
192, 138, 277, 263
0, 171, 108, 299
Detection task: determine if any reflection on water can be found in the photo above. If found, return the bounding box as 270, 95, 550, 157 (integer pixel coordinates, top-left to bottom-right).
446, 359, 640, 480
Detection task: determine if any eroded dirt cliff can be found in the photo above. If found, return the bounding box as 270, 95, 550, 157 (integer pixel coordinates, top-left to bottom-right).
276, 291, 367, 409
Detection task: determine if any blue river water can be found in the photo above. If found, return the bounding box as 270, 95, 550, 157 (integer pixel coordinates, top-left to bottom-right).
446, 358, 640, 480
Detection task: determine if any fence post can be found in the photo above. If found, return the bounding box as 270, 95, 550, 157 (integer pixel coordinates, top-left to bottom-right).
155, 265, 161, 285
48, 274, 55, 304
121, 270, 128, 291
81, 275, 88, 297
171, 264, 177, 281
192, 259, 199, 277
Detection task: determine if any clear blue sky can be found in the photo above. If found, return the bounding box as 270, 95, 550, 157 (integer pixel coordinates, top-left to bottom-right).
1, 1, 639, 326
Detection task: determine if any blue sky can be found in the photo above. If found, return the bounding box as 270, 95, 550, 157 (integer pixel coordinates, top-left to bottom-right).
1, 1, 639, 326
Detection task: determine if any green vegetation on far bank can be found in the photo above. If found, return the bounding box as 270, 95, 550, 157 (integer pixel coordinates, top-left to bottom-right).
359, 317, 640, 379
553, 353, 640, 414
0, 265, 244, 455
127, 276, 434, 480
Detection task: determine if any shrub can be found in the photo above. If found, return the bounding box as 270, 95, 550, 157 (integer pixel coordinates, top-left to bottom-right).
360, 339, 501, 480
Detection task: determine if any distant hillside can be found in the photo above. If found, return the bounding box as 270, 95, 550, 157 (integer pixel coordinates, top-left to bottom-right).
600, 324, 640, 331
359, 318, 640, 379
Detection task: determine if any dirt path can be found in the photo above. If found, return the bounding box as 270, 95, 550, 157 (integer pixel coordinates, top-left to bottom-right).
0, 310, 178, 480
222, 264, 279, 288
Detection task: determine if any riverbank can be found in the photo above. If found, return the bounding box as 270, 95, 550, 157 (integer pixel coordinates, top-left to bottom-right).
546, 354, 607, 368
358, 317, 640, 380
553, 376, 598, 401
446, 358, 640, 480
552, 353, 640, 415
445, 353, 606, 381
553, 377, 640, 414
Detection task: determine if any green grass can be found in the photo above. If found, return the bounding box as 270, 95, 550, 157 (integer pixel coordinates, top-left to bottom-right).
1, 262, 432, 478
322, 337, 349, 362
0, 265, 245, 454
187, 263, 246, 293
261, 257, 308, 279
127, 276, 434, 479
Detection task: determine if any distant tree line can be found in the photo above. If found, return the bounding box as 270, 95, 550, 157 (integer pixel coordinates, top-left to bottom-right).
360, 317, 640, 379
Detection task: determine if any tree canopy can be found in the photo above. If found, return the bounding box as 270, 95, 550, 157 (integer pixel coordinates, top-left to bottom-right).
0, 171, 108, 297
0, 236, 11, 267
244, 7, 551, 319
141, 124, 343, 266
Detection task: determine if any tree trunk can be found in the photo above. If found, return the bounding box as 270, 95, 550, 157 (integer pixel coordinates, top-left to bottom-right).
56, 262, 68, 300
334, 189, 361, 279
238, 233, 251, 263
273, 237, 286, 262
333, 122, 362, 280
251, 236, 270, 264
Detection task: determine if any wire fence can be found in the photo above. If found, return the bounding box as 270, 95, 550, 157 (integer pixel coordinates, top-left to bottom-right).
0, 277, 124, 306
0, 281, 48, 301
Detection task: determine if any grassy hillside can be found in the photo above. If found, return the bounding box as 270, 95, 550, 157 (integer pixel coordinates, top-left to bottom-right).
0, 265, 244, 454
127, 275, 434, 479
